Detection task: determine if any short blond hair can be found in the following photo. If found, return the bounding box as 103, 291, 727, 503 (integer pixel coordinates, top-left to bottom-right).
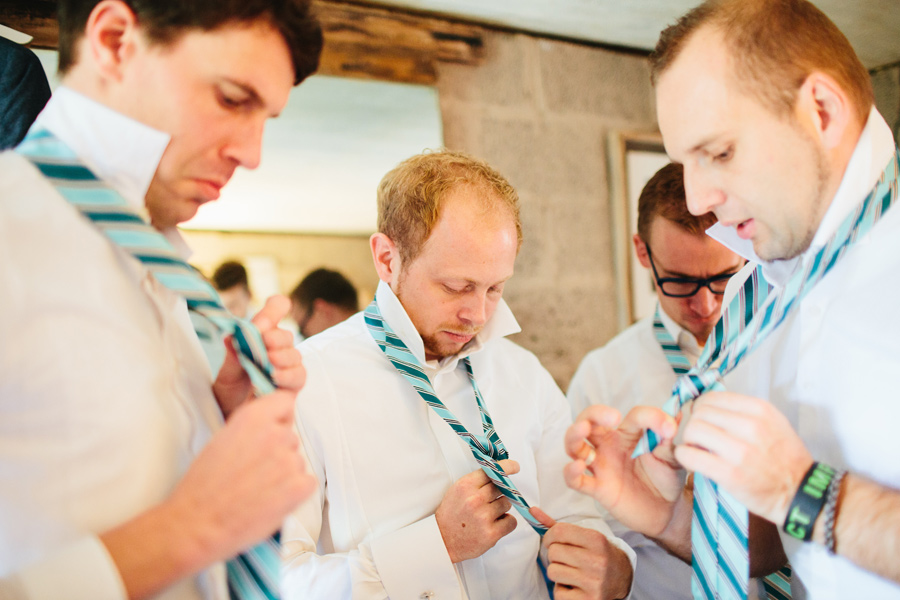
377, 150, 523, 264
651, 0, 873, 126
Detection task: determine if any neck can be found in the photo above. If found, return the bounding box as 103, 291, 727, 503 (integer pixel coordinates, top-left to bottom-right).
811, 116, 868, 234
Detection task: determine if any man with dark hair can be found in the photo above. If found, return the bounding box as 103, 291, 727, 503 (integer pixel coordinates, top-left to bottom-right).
568, 162, 744, 599
213, 260, 253, 319
289, 268, 358, 340
283, 150, 635, 600
0, 36, 51, 150
564, 1, 900, 599
0, 1, 322, 598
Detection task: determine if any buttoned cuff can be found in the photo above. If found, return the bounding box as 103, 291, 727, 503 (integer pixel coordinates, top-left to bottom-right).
370, 514, 462, 600
13, 536, 127, 600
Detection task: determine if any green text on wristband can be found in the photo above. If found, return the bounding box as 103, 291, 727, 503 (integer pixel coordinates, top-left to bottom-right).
783, 462, 836, 541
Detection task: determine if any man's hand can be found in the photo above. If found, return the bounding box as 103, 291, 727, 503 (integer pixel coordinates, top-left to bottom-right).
165, 390, 316, 562
100, 390, 317, 599
531, 507, 633, 600
676, 391, 813, 525
563, 405, 684, 538
435, 460, 520, 563
213, 295, 306, 418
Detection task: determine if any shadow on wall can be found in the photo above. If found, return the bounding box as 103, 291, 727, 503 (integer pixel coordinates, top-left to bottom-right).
872, 64, 900, 142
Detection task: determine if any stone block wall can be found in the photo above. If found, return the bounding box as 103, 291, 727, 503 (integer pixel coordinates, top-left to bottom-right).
872, 65, 900, 141
437, 32, 658, 389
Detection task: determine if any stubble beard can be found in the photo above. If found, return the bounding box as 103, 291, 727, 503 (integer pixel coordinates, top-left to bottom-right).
395, 268, 481, 361
758, 139, 831, 262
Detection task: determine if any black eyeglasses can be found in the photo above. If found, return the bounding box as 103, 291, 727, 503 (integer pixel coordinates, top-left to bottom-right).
646, 245, 736, 298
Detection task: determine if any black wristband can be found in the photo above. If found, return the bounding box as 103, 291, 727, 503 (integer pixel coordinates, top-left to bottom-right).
783, 462, 836, 541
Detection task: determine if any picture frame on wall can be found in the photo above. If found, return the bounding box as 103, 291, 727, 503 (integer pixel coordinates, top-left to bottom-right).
606, 130, 669, 332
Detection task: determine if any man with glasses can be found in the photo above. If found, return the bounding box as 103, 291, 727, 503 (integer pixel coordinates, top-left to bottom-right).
568, 162, 743, 600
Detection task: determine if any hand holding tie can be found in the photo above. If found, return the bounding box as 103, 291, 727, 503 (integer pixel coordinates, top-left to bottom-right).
530, 507, 634, 600
677, 391, 814, 525
563, 405, 685, 539
213, 294, 306, 418
435, 459, 520, 563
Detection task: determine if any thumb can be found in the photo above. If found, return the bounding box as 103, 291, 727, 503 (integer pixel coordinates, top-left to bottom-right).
530, 506, 557, 529
496, 459, 520, 476
252, 295, 290, 332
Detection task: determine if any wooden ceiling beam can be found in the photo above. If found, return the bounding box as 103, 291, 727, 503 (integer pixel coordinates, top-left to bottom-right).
0, 0, 484, 85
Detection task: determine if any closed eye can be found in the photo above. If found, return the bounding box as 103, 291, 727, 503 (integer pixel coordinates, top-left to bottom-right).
714, 146, 734, 162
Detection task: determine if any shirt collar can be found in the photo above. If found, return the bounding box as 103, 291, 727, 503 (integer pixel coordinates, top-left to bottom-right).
375, 279, 521, 370
34, 86, 192, 257
657, 302, 701, 362
706, 106, 895, 287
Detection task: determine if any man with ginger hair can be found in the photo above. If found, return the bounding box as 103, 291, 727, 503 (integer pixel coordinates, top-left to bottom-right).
283, 150, 635, 599
563, 1, 900, 599
0, 1, 322, 598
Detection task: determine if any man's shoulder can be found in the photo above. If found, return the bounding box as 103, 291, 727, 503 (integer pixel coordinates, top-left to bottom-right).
580, 316, 655, 367
0, 150, 47, 197
298, 312, 371, 357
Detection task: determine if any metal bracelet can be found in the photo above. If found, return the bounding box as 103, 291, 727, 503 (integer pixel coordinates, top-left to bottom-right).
823, 469, 847, 554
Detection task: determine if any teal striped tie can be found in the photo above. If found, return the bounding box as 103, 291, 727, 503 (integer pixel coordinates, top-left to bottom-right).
16, 126, 283, 600
635, 147, 899, 600
652, 306, 793, 600
364, 299, 549, 535
651, 307, 692, 375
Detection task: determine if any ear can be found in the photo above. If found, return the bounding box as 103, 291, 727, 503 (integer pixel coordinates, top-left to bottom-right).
370, 233, 401, 284
633, 233, 651, 269
795, 71, 852, 150
311, 297, 331, 316
83, 0, 140, 82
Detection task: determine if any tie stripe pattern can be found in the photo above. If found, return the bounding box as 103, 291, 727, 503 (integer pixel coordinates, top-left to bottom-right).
17, 127, 282, 600
654, 308, 764, 598
364, 299, 549, 535
651, 308, 691, 375
635, 146, 900, 600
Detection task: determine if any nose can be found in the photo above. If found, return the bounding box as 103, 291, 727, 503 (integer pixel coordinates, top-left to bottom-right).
683, 163, 726, 216
459, 292, 488, 327
223, 117, 265, 170
689, 286, 719, 319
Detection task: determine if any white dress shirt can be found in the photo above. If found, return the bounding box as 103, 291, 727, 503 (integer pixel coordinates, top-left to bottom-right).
710, 107, 900, 600
566, 307, 799, 600
568, 307, 696, 423
0, 87, 227, 600
283, 281, 635, 600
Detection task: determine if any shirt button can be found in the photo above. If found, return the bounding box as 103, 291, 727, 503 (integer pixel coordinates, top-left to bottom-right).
420, 592, 435, 599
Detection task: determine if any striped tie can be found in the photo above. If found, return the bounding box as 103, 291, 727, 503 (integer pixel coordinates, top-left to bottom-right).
364, 299, 549, 536
651, 308, 691, 375
635, 146, 900, 600
17, 126, 284, 600
652, 307, 793, 600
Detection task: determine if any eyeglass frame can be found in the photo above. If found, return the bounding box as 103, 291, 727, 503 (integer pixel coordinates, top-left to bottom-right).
645, 245, 737, 298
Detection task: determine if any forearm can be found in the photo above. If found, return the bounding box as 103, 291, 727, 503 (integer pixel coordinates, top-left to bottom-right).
606, 544, 635, 600
641, 490, 788, 577
100, 501, 210, 600
649, 483, 692, 564
809, 473, 900, 584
